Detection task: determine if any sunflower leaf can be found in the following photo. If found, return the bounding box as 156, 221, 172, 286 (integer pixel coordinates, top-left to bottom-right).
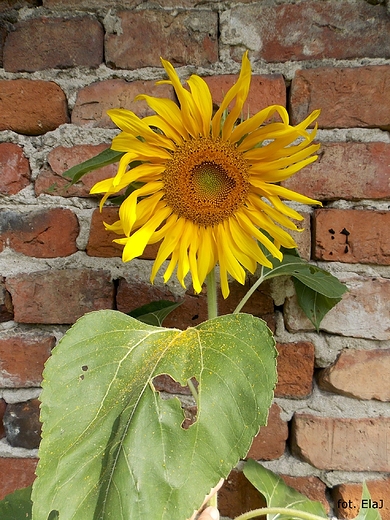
293, 278, 343, 331
355, 483, 383, 520
32, 311, 277, 520
243, 459, 327, 519
0, 485, 33, 519
62, 148, 125, 185
128, 299, 183, 326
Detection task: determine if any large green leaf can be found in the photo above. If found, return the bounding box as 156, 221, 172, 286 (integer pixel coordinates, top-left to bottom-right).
62, 148, 124, 185
243, 460, 327, 519
32, 311, 277, 520
0, 486, 33, 519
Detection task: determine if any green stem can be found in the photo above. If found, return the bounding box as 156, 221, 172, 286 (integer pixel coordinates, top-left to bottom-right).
234, 507, 327, 520
233, 266, 264, 314
206, 269, 218, 319
187, 378, 199, 406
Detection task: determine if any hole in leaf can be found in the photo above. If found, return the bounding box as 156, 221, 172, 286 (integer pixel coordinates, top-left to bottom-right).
152, 375, 199, 429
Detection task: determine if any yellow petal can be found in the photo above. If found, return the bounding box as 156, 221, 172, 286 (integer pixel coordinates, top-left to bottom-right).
231, 105, 289, 145
187, 74, 213, 137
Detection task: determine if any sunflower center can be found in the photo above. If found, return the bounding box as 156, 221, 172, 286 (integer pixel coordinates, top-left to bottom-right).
163, 137, 250, 226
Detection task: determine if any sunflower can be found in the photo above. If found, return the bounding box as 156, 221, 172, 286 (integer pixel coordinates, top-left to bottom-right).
90, 52, 320, 298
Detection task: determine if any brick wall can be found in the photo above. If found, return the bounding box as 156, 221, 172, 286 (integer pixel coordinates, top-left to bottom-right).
0, 0, 390, 518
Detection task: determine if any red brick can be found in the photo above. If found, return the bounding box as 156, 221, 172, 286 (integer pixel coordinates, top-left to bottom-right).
218, 469, 266, 519
0, 398, 5, 438
333, 478, 390, 520
5, 269, 114, 324
290, 66, 390, 129
281, 475, 329, 512
225, 2, 390, 63
35, 144, 118, 198
313, 209, 390, 265
0, 334, 55, 388
3, 17, 103, 72
116, 279, 176, 315
105, 10, 218, 69
275, 342, 314, 398
0, 458, 38, 500
0, 279, 13, 322
291, 414, 390, 471
318, 349, 390, 402
0, 143, 31, 195
4, 399, 41, 449
0, 79, 69, 135
0, 208, 79, 258
282, 142, 390, 201
87, 207, 160, 259
246, 403, 288, 461
203, 74, 286, 115
72, 79, 175, 128
285, 276, 390, 341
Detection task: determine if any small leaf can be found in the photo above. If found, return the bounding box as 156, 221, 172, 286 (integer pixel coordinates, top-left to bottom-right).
355, 483, 383, 520
293, 278, 343, 331
62, 148, 125, 185
32, 311, 277, 520
243, 460, 327, 519
0, 485, 33, 519
128, 299, 183, 326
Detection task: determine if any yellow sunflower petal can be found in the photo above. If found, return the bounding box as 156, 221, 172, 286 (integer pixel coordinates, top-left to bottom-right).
212, 51, 251, 140
119, 181, 163, 236
122, 205, 171, 262
136, 95, 188, 140
150, 216, 184, 282
231, 105, 289, 145
186, 74, 213, 137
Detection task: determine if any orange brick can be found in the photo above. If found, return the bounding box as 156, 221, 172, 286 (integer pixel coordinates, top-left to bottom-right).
105, 10, 217, 69
282, 142, 390, 201
72, 79, 175, 128
291, 414, 390, 471
0, 458, 38, 500
0, 143, 31, 195
290, 66, 390, 129
318, 349, 390, 401
313, 209, 390, 265
0, 334, 55, 388
0, 79, 68, 135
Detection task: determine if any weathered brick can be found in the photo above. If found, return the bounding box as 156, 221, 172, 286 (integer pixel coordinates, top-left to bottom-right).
313, 209, 390, 265
0, 334, 55, 388
5, 269, 114, 324
0, 208, 79, 257
116, 279, 176, 316
282, 142, 390, 201
72, 79, 175, 128
0, 0, 39, 10
43, 0, 142, 6
35, 144, 117, 198
290, 66, 390, 129
333, 478, 390, 520
87, 207, 160, 259
0, 143, 31, 195
219, 469, 266, 519
275, 342, 314, 398
281, 475, 329, 512
291, 414, 390, 471
246, 403, 288, 461
105, 10, 218, 70
0, 279, 13, 322
3, 17, 103, 72
203, 74, 286, 114
4, 399, 41, 449
285, 275, 390, 341
0, 458, 38, 500
222, 2, 390, 63
0, 79, 69, 135
318, 349, 390, 402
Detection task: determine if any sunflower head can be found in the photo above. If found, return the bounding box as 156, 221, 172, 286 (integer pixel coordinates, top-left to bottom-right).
91, 52, 321, 298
